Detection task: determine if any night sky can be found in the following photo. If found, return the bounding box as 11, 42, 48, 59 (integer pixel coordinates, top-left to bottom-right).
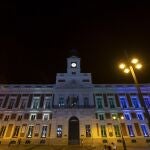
1, 1, 150, 84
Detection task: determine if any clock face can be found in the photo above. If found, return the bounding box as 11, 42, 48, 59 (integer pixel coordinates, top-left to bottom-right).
71, 62, 77, 68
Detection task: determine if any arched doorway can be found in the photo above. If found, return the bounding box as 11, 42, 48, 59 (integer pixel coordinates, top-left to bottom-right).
68, 116, 80, 145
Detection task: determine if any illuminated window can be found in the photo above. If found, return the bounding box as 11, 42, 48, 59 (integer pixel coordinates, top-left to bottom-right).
120, 97, 128, 109
101, 125, 107, 137
85, 125, 91, 137
124, 113, 131, 120
97, 97, 103, 109
99, 114, 105, 120
41, 126, 47, 138
43, 114, 49, 121
131, 97, 140, 108
114, 125, 121, 137
12, 126, 20, 137
27, 126, 34, 138
127, 125, 135, 137
141, 124, 149, 137
30, 114, 36, 121
0, 126, 6, 137
57, 125, 62, 138
136, 112, 144, 120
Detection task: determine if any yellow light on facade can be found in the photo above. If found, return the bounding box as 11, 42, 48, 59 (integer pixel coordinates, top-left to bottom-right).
120, 116, 124, 120
131, 58, 138, 64
124, 68, 130, 73
119, 63, 126, 69
112, 116, 116, 120
135, 63, 142, 69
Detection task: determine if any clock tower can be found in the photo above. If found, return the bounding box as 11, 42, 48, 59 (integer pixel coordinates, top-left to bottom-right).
67, 56, 81, 75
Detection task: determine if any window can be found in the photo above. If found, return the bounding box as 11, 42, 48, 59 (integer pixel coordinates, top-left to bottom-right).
112, 113, 117, 119
30, 114, 36, 121
12, 126, 20, 137
136, 112, 144, 120
83, 79, 89, 82
131, 97, 140, 108
59, 97, 64, 108
41, 126, 47, 138
124, 113, 131, 120
8, 99, 15, 109
17, 115, 22, 121
57, 125, 62, 138
108, 97, 115, 108
97, 97, 103, 109
43, 114, 49, 121
85, 125, 91, 137
58, 79, 65, 82
141, 124, 149, 137
44, 98, 51, 109
0, 126, 6, 137
4, 115, 9, 121
144, 97, 150, 108
114, 125, 121, 137
127, 125, 135, 137
32, 99, 40, 109
27, 126, 34, 138
99, 114, 105, 120
120, 97, 128, 109
84, 97, 89, 108
101, 125, 107, 137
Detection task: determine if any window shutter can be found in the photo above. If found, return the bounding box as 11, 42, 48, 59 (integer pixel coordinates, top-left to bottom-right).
24, 113, 29, 119
39, 95, 44, 108
15, 95, 21, 108
103, 94, 108, 107
37, 113, 42, 119
50, 113, 52, 119
0, 113, 3, 120
120, 123, 128, 136
105, 113, 111, 119
11, 113, 16, 120
115, 94, 120, 107
2, 95, 9, 108
131, 112, 137, 119
27, 95, 33, 108
126, 94, 132, 107
95, 113, 98, 119
134, 123, 142, 136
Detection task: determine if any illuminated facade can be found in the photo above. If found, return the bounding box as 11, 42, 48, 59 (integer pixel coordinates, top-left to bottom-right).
0, 55, 150, 148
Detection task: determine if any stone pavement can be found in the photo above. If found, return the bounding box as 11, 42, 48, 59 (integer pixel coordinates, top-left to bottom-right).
0, 145, 149, 150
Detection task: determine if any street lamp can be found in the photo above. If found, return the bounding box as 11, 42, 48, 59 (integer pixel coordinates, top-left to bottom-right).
118, 56, 150, 130
112, 115, 126, 150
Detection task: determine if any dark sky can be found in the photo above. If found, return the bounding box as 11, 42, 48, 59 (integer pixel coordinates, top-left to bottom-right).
0, 1, 150, 84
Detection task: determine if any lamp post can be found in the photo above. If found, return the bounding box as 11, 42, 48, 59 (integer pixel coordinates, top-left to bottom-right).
118, 57, 150, 130
113, 116, 126, 150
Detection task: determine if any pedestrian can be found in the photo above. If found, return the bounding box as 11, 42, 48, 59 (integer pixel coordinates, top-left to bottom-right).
111, 142, 117, 150
103, 145, 107, 150
18, 138, 21, 145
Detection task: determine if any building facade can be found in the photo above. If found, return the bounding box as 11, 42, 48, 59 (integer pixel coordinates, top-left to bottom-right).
0, 55, 150, 148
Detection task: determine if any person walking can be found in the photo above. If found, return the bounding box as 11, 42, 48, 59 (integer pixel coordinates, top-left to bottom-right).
111, 142, 117, 150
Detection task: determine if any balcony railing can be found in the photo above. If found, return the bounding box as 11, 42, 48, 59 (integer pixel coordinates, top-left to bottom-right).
52, 105, 96, 109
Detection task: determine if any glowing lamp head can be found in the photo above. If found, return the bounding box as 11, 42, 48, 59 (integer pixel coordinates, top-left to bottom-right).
113, 116, 117, 120
135, 63, 142, 69
119, 63, 126, 69
120, 116, 124, 120
131, 58, 138, 64
124, 68, 130, 73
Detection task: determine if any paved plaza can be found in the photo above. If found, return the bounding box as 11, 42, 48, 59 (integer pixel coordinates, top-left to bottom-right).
0, 145, 149, 150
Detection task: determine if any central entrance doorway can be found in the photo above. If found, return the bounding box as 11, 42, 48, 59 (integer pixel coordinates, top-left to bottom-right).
68, 116, 80, 145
